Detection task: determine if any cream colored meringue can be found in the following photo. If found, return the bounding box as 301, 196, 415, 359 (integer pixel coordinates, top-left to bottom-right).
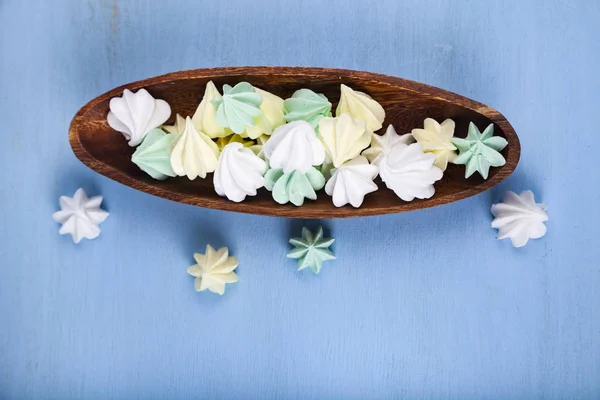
264, 120, 326, 174
325, 156, 378, 208
243, 88, 286, 139
318, 114, 371, 168
192, 81, 229, 138
362, 124, 414, 166
163, 113, 186, 134
214, 142, 268, 202
411, 118, 457, 171
107, 88, 171, 146
491, 190, 548, 247
336, 84, 385, 132
170, 117, 220, 180
379, 142, 443, 201
187, 245, 238, 295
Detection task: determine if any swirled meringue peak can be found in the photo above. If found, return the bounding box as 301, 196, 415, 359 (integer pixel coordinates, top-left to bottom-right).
362, 124, 414, 166
325, 156, 378, 208
264, 167, 326, 206
192, 81, 228, 138
170, 116, 220, 180
243, 88, 286, 139
318, 113, 371, 168
491, 190, 548, 247
264, 120, 326, 174
212, 82, 263, 134
336, 84, 385, 132
107, 88, 171, 146
131, 129, 177, 180
411, 118, 457, 171
284, 89, 332, 129
214, 142, 268, 202
379, 142, 443, 201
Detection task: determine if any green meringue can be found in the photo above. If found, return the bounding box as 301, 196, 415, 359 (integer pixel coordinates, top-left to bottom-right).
452, 122, 508, 180
212, 82, 263, 134
287, 226, 335, 274
131, 129, 177, 180
284, 89, 332, 129
264, 167, 325, 206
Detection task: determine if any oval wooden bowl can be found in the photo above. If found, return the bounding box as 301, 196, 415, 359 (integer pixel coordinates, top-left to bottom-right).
69, 66, 520, 219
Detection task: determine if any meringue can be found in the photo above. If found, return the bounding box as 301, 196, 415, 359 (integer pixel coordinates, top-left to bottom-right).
379, 142, 443, 201
336, 84, 385, 132
170, 116, 220, 180
318, 114, 371, 168
491, 190, 548, 247
248, 135, 269, 160
287, 226, 335, 274
213, 82, 263, 134
325, 156, 378, 208
187, 245, 239, 295
362, 124, 414, 166
284, 89, 332, 129
214, 142, 268, 202
215, 134, 254, 151
452, 122, 508, 179
192, 80, 229, 138
243, 88, 286, 139
264, 167, 326, 206
411, 118, 457, 171
131, 129, 177, 180
52, 188, 109, 244
263, 120, 326, 174
163, 113, 186, 134
107, 88, 171, 147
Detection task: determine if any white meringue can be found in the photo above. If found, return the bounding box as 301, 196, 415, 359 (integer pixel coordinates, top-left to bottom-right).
325, 156, 378, 208
491, 190, 548, 247
362, 124, 414, 166
191, 81, 228, 138
52, 188, 109, 244
411, 118, 457, 171
243, 88, 286, 139
318, 114, 371, 168
214, 142, 268, 202
336, 84, 385, 132
107, 88, 171, 147
379, 142, 443, 201
263, 120, 326, 174
170, 116, 220, 180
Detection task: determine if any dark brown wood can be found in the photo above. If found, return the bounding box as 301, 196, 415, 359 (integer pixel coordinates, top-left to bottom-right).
69, 66, 520, 219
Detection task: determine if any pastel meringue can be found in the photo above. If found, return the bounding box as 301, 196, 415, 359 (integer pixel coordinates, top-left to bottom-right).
411, 118, 457, 171
284, 89, 332, 129
213, 82, 263, 134
52, 188, 109, 244
362, 124, 414, 166
243, 88, 286, 139
187, 245, 239, 295
163, 113, 186, 134
325, 156, 378, 208
248, 135, 269, 160
336, 84, 385, 132
491, 190, 548, 247
264, 167, 326, 206
452, 122, 508, 179
214, 142, 268, 202
264, 120, 326, 174
215, 134, 254, 151
192, 80, 228, 138
170, 116, 220, 180
107, 88, 171, 147
287, 226, 335, 274
131, 129, 177, 180
318, 114, 371, 168
379, 142, 443, 201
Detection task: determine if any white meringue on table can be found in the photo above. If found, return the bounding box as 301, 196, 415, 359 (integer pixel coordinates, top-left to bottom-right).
52, 188, 109, 244
491, 190, 548, 247
362, 124, 414, 166
107, 88, 171, 147
170, 116, 220, 180
263, 120, 325, 174
318, 113, 371, 168
336, 84, 385, 132
379, 142, 443, 201
325, 156, 378, 208
214, 142, 268, 202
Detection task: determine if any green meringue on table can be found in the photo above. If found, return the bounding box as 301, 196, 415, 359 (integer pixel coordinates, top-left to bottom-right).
212, 82, 263, 134
264, 167, 325, 206
452, 122, 508, 180
131, 129, 177, 180
284, 89, 332, 129
287, 226, 335, 274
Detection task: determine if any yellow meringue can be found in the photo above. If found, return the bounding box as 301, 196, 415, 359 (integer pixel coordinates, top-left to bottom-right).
411, 118, 457, 171
192, 81, 229, 138
336, 84, 385, 132
170, 117, 220, 180
318, 114, 372, 168
243, 88, 286, 139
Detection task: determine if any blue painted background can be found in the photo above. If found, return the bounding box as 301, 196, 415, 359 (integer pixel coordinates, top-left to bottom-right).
1, 0, 599, 398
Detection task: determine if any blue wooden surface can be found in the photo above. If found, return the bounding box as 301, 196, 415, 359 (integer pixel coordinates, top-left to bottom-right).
1, 0, 599, 398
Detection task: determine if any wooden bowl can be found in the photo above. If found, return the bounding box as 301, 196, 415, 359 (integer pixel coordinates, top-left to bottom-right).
69, 66, 520, 219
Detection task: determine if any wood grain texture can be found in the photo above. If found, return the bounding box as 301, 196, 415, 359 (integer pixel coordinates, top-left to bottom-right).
70, 67, 520, 218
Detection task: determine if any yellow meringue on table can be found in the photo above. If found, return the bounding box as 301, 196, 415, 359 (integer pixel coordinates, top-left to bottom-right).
336, 84, 385, 132
170, 116, 220, 180
191, 81, 229, 138
243, 88, 286, 139
318, 113, 371, 168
